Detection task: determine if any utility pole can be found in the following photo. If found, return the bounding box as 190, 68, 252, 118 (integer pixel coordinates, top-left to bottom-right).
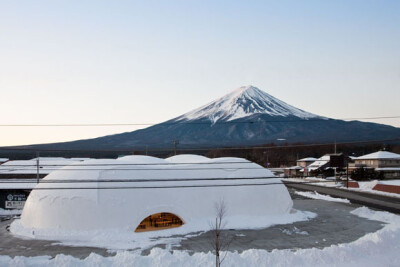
346, 161, 349, 188
334, 142, 337, 183
36, 151, 40, 184
145, 145, 148, 156
334, 140, 337, 154
173, 140, 179, 156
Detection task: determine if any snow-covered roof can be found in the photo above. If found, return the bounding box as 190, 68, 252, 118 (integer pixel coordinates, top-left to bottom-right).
356, 151, 400, 160
0, 158, 9, 162
0, 157, 90, 175
296, 157, 317, 162
307, 155, 330, 171
17, 155, 293, 238
0, 179, 37, 189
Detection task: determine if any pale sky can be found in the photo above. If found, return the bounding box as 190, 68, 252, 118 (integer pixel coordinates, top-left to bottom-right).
0, 0, 399, 146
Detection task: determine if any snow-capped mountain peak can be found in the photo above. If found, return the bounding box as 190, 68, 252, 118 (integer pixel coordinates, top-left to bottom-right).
174, 85, 321, 123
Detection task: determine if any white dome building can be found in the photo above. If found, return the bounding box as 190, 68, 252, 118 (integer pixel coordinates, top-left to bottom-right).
13, 155, 294, 242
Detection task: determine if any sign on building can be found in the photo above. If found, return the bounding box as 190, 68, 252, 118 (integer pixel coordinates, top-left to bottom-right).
330, 154, 345, 168
5, 194, 26, 209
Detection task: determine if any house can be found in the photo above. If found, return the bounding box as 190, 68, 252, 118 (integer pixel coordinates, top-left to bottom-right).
296, 157, 317, 177
296, 157, 317, 168
284, 166, 303, 177
307, 155, 330, 173
307, 153, 349, 177
354, 151, 400, 179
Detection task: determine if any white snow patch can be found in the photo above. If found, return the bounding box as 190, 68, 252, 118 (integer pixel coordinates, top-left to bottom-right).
281, 226, 309, 236
10, 210, 315, 250
295, 191, 350, 203
380, 180, 400, 186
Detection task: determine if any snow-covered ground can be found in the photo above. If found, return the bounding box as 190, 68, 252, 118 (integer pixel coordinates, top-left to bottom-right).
10, 210, 315, 251
1, 207, 399, 266
294, 191, 350, 203
346, 181, 400, 198
380, 180, 400, 186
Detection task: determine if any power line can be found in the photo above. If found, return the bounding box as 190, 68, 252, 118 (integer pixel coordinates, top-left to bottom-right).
28, 180, 337, 190
0, 161, 256, 167
0, 115, 399, 127
0, 167, 271, 171
0, 158, 353, 168
0, 176, 281, 184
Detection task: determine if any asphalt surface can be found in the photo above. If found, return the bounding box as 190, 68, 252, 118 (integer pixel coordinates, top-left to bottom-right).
0, 189, 385, 258
284, 181, 400, 214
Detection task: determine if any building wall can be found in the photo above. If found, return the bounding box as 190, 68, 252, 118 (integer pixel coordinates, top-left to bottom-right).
296, 161, 314, 168
354, 159, 400, 168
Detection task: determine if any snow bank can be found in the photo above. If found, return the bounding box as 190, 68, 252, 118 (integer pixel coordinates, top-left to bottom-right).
294, 191, 350, 203
2, 207, 400, 266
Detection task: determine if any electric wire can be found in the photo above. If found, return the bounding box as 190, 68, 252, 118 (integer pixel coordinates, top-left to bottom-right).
0, 176, 284, 184
27, 180, 341, 190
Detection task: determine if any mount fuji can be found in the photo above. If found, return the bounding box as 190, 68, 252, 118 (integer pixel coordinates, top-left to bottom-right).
173, 86, 322, 123
18, 86, 400, 151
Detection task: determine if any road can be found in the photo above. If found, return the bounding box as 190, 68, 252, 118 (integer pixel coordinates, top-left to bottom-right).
284, 181, 400, 214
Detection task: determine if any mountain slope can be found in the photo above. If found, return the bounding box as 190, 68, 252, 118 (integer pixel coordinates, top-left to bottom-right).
15, 86, 400, 151
173, 86, 322, 123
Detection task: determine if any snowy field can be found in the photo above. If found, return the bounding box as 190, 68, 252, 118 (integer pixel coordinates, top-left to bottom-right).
0, 207, 399, 266
9, 210, 315, 251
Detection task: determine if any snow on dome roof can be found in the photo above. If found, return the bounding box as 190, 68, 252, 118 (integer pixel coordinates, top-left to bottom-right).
14, 155, 295, 246
117, 155, 167, 164
356, 151, 400, 160
166, 154, 209, 163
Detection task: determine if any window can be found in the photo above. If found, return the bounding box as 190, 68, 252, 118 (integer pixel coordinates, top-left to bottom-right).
135, 213, 184, 232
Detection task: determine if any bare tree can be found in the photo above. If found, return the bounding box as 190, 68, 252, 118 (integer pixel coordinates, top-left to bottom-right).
210, 199, 234, 267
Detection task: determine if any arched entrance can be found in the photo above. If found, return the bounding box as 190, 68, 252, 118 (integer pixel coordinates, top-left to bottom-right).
135, 212, 184, 232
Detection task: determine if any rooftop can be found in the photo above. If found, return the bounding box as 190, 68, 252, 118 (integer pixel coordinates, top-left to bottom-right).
297, 157, 317, 162
356, 151, 400, 160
